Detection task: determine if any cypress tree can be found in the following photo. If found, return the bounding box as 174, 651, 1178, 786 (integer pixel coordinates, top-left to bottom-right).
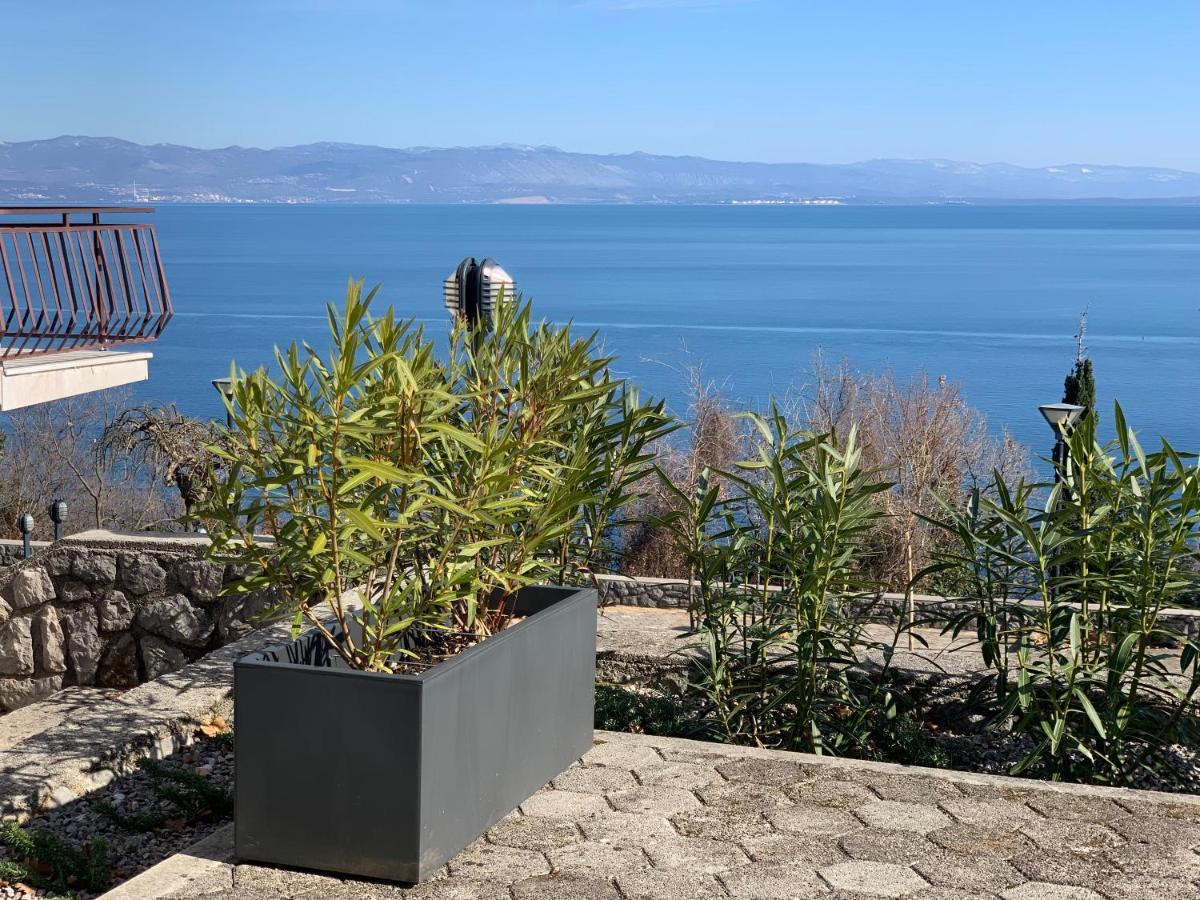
1063, 310, 1096, 419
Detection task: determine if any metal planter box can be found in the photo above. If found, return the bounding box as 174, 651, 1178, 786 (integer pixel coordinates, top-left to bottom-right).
234, 585, 596, 883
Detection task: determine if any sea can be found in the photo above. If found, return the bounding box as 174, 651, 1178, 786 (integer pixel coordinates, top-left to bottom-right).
143, 203, 1200, 460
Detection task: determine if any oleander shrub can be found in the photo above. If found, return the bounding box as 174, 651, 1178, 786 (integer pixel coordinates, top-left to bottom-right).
656, 404, 905, 754
199, 280, 672, 672
928, 404, 1200, 784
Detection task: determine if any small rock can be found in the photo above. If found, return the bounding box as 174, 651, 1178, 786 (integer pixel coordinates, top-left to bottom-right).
137, 594, 214, 647
58, 580, 93, 603
10, 568, 54, 608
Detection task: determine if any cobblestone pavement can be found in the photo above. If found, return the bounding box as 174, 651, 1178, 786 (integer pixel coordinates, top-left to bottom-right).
108, 730, 1200, 899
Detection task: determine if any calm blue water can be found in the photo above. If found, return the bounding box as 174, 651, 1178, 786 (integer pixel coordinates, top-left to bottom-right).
145, 204, 1200, 458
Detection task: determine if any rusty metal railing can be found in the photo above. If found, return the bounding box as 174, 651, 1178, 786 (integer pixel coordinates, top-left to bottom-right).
0, 207, 173, 358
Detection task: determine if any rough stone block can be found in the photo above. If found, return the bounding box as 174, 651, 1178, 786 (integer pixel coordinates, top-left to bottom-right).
175, 559, 224, 602
0, 674, 64, 711
33, 605, 66, 674
0, 615, 35, 675
97, 634, 140, 688
43, 551, 72, 577
95, 589, 135, 632
10, 568, 54, 609
0, 596, 11, 627
137, 594, 214, 647
58, 580, 93, 603
140, 635, 189, 680
62, 606, 101, 684
119, 552, 168, 596
71, 552, 117, 586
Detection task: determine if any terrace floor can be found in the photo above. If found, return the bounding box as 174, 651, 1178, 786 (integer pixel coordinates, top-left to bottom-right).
107, 728, 1200, 899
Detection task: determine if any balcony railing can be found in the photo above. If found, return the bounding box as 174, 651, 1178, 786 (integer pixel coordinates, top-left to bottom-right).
0, 207, 173, 358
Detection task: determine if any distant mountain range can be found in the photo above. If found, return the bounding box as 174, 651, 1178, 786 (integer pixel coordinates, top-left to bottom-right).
3, 136, 1199, 204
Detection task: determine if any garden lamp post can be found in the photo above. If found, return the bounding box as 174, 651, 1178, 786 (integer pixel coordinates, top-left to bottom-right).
1039, 402, 1086, 483
49, 499, 68, 541
17, 512, 34, 559
212, 377, 234, 428
443, 257, 515, 334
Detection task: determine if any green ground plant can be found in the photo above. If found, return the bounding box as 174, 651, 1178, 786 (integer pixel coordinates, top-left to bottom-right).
0, 821, 109, 895
928, 404, 1200, 784
200, 280, 671, 671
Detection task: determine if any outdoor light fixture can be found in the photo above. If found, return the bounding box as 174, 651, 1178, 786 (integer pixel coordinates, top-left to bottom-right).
1038, 403, 1086, 433
1039, 402, 1086, 485
443, 257, 516, 332
49, 499, 68, 541
17, 512, 34, 559
212, 377, 234, 428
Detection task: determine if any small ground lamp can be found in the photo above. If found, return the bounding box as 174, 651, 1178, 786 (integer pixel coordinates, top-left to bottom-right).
443, 257, 516, 332
1038, 402, 1087, 482
17, 512, 35, 559
211, 377, 234, 428
49, 499, 68, 541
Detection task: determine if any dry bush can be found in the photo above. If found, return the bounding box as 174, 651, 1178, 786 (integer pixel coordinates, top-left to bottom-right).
804, 353, 1028, 594
621, 370, 741, 578
0, 390, 188, 539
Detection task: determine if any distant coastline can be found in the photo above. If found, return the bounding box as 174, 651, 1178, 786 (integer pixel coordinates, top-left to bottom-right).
4, 136, 1200, 206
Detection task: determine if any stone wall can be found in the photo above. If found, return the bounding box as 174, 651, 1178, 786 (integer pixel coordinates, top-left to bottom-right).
594, 574, 1200, 644
0, 539, 51, 568
0, 530, 273, 713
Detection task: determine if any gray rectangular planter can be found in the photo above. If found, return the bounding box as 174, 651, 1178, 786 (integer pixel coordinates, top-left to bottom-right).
234, 585, 596, 883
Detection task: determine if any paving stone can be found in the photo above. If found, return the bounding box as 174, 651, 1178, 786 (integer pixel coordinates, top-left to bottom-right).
938, 798, 1040, 828
582, 739, 662, 769
616, 868, 728, 899
818, 860, 930, 898
577, 811, 678, 846
767, 804, 863, 836
547, 840, 649, 877
927, 823, 1035, 859
634, 761, 724, 791
1095, 874, 1200, 900
1001, 884, 1105, 900
839, 828, 935, 864
486, 814, 581, 852
855, 800, 953, 833
741, 831, 847, 867
715, 756, 813, 788
608, 783, 702, 816
1020, 818, 1123, 854
511, 872, 621, 900
644, 835, 750, 873
1010, 850, 1122, 888
447, 841, 550, 881
1103, 845, 1200, 880
1107, 812, 1200, 848
913, 853, 1024, 892
1025, 794, 1128, 824
519, 787, 611, 820
551, 764, 637, 793
868, 774, 964, 804
657, 745, 736, 767
719, 862, 830, 898
789, 778, 878, 809
953, 782, 1039, 802
696, 779, 792, 814
671, 809, 774, 842
399, 875, 500, 899
1114, 800, 1200, 824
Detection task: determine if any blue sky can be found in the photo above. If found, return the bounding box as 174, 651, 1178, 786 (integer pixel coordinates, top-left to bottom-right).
6, 0, 1199, 169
